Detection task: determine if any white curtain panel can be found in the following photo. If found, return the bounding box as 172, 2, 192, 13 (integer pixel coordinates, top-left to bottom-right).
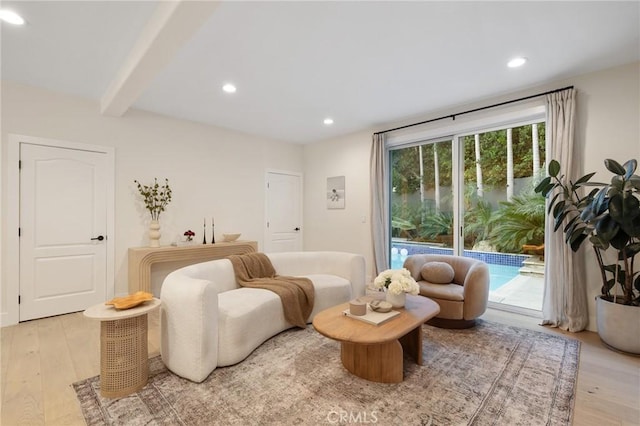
370, 133, 389, 274
542, 88, 588, 332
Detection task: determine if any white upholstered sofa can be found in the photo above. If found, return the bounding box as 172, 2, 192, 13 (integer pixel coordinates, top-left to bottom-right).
160, 251, 366, 382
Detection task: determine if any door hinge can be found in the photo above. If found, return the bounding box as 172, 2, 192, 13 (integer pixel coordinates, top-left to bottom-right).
267, 182, 270, 189
267, 221, 270, 228
18, 160, 22, 169
18, 227, 21, 237
18, 295, 21, 304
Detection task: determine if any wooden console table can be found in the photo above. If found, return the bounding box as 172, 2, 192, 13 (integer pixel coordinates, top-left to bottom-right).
128, 241, 258, 293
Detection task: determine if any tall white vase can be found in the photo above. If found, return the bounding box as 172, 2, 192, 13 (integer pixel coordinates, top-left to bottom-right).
149, 219, 161, 247
386, 291, 406, 308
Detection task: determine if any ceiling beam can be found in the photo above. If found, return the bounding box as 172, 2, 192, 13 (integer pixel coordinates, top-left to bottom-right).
100, 0, 220, 117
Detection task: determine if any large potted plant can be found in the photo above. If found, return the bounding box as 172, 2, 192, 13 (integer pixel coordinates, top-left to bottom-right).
535, 158, 639, 353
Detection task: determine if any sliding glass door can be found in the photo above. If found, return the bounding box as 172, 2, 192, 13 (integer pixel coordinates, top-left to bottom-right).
390, 121, 546, 312
391, 138, 454, 249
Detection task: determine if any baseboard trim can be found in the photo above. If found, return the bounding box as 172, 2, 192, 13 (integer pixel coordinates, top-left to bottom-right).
0, 311, 17, 327
487, 301, 542, 318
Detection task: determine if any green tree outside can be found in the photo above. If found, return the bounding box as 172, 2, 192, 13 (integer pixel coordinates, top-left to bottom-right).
390, 122, 546, 253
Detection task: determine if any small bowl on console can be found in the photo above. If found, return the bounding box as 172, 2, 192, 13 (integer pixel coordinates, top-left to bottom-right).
222, 233, 241, 242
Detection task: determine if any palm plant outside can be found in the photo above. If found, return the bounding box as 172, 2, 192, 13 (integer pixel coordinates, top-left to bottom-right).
487, 188, 545, 252
391, 123, 546, 253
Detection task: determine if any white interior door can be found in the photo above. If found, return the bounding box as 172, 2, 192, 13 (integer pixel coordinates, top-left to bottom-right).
265, 171, 302, 252
19, 143, 109, 321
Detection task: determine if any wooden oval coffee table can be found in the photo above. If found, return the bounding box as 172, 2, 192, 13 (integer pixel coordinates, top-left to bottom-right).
312, 295, 440, 383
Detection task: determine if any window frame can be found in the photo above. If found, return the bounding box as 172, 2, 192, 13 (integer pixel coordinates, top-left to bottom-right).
386, 103, 546, 257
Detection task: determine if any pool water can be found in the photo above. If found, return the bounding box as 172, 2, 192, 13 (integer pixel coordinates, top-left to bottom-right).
487, 264, 521, 291
390, 255, 520, 292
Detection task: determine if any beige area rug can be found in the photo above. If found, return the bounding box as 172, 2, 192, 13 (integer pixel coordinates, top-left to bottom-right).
73, 321, 579, 425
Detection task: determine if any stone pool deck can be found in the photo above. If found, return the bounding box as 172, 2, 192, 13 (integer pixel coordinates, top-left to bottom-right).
489, 273, 544, 311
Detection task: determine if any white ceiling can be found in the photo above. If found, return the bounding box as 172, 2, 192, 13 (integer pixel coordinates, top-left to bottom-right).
2, 1, 639, 144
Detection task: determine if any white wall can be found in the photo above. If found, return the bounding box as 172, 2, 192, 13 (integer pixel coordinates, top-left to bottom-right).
1, 81, 303, 324
303, 129, 375, 282
303, 61, 640, 332
573, 62, 640, 330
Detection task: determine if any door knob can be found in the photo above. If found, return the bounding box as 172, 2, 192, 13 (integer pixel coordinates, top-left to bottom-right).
294, 227, 300, 231
91, 235, 105, 241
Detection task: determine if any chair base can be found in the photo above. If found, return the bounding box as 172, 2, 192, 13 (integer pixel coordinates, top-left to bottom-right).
427, 317, 476, 329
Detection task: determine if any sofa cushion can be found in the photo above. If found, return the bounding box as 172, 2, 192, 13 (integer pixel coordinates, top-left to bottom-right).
217, 288, 288, 366
302, 274, 352, 319
418, 281, 464, 301
216, 273, 351, 365
421, 261, 455, 284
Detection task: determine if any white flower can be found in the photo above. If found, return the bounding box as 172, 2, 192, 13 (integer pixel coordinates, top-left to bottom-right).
373, 268, 419, 295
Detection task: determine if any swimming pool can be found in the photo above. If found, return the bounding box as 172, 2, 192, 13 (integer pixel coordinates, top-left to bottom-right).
390, 253, 521, 292
487, 264, 521, 290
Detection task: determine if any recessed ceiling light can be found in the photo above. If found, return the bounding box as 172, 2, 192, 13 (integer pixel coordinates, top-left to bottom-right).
507, 57, 527, 68
323, 118, 334, 125
0, 9, 25, 25
222, 83, 237, 93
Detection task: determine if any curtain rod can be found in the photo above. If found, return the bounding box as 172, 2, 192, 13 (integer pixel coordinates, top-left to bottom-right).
374, 85, 574, 135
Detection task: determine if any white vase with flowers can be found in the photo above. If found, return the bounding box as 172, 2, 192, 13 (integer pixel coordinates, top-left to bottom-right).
373, 268, 420, 308
134, 178, 172, 247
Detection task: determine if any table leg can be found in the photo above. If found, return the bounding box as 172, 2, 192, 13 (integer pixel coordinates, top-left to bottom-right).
398, 325, 423, 365
100, 314, 148, 398
340, 340, 403, 383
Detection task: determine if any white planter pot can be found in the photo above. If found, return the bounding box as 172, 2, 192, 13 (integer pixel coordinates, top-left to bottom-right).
595, 295, 640, 355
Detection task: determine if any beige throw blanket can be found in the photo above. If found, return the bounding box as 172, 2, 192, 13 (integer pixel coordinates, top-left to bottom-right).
228, 253, 314, 328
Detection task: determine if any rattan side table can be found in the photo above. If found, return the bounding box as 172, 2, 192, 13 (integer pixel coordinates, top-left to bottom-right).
84, 298, 161, 398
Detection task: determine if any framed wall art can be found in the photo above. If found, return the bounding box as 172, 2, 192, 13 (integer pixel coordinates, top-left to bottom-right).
326, 176, 345, 209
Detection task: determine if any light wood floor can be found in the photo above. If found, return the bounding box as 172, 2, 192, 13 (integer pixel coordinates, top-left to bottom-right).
1, 308, 638, 425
